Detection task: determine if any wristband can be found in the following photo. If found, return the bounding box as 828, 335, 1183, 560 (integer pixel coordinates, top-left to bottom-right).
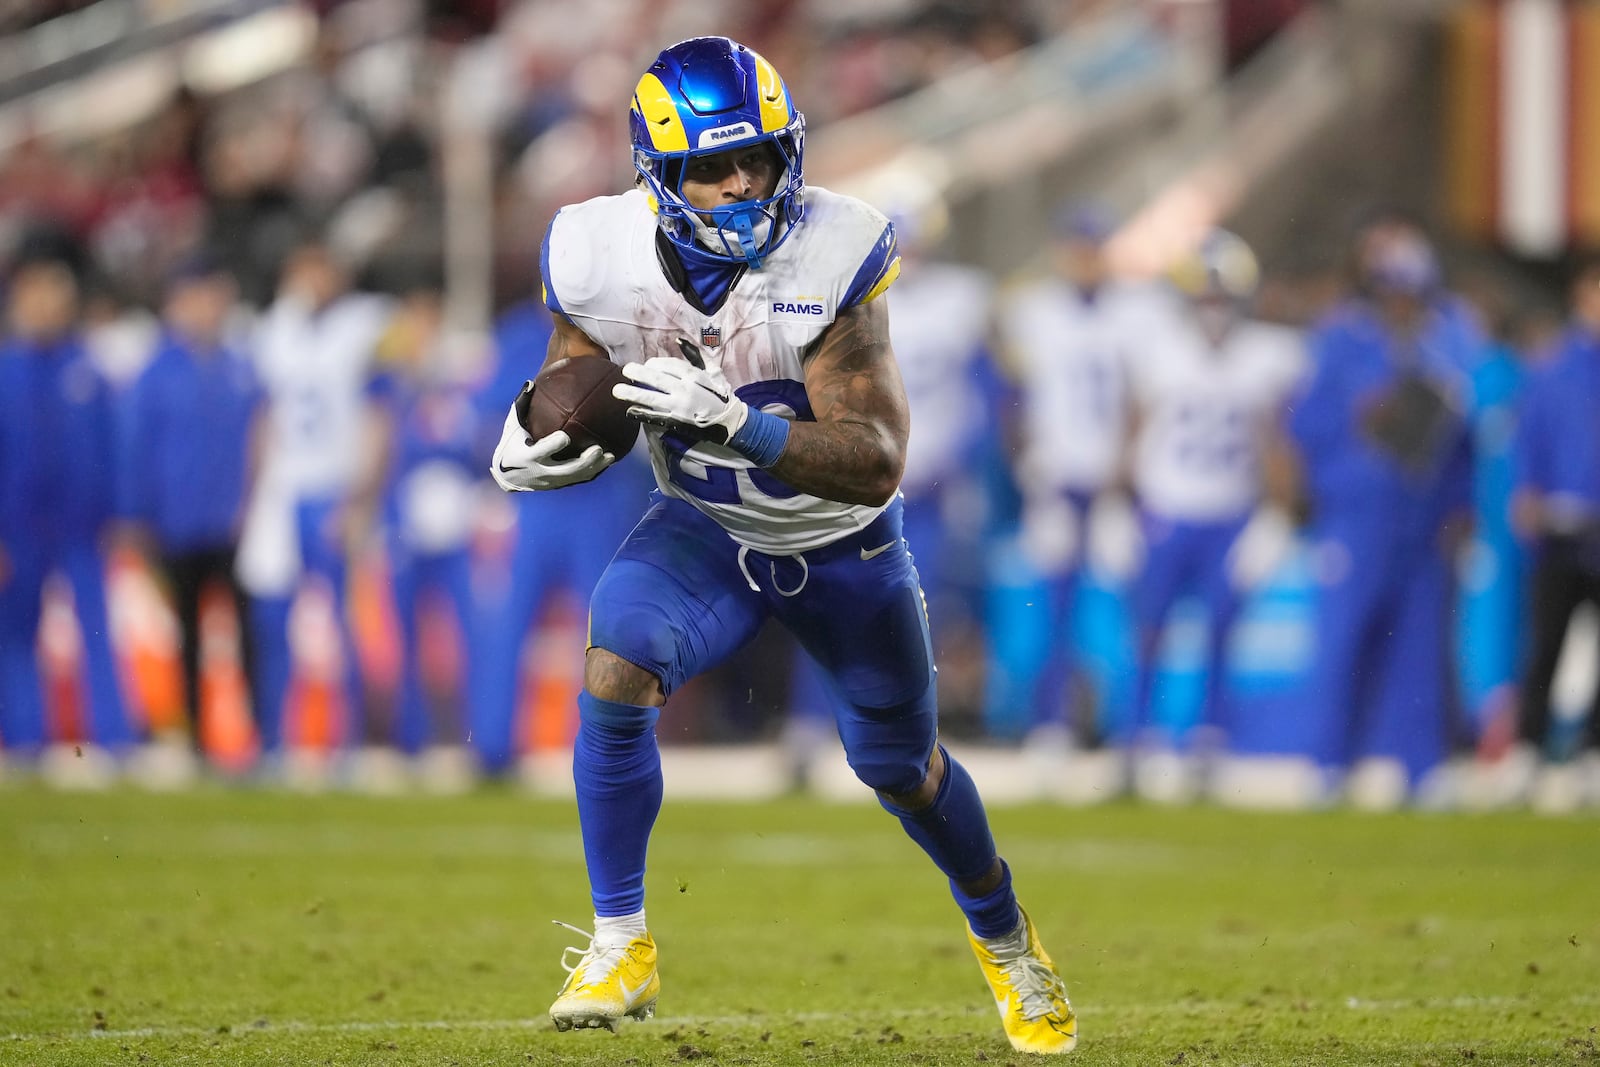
728, 406, 790, 468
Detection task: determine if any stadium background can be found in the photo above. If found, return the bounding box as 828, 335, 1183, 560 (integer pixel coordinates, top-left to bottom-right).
0, 0, 1596, 809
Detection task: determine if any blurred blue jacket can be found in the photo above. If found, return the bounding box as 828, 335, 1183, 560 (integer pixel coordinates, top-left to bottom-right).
124, 330, 261, 553
0, 334, 122, 546
1513, 325, 1600, 528
1290, 300, 1479, 539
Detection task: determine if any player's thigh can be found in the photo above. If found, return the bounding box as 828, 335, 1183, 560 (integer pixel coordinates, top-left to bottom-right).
779, 535, 938, 792
588, 497, 765, 697
781, 547, 934, 708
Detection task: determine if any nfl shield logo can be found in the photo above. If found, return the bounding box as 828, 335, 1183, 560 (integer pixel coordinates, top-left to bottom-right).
700, 324, 722, 348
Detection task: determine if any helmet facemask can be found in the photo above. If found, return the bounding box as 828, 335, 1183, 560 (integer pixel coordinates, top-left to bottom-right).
634, 119, 805, 270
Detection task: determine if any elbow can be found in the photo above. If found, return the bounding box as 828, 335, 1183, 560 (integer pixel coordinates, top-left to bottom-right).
857, 437, 905, 508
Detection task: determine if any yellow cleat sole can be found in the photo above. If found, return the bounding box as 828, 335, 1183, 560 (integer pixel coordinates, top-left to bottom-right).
550, 999, 657, 1033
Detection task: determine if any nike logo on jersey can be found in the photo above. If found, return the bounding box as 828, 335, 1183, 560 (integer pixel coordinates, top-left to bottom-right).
860, 540, 897, 561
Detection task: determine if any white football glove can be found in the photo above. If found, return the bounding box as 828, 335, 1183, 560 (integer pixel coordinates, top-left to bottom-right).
613, 355, 748, 444
1019, 493, 1080, 575
1225, 505, 1296, 592
1086, 491, 1145, 582
489, 381, 614, 492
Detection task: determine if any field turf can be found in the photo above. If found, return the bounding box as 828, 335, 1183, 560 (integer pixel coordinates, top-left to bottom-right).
1, 786, 1596, 1065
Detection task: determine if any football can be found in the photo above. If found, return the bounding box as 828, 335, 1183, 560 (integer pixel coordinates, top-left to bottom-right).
521, 356, 640, 462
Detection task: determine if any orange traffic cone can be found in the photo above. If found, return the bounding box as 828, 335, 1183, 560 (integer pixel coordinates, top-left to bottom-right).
105, 546, 185, 737
519, 593, 584, 755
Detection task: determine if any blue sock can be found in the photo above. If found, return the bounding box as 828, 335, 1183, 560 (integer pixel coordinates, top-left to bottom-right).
880, 746, 1019, 939
573, 691, 663, 917
954, 860, 1020, 940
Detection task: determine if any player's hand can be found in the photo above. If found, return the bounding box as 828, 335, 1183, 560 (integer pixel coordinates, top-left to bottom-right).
613, 356, 748, 444
490, 382, 613, 492
1086, 491, 1145, 582
1225, 505, 1296, 592
1019, 494, 1079, 574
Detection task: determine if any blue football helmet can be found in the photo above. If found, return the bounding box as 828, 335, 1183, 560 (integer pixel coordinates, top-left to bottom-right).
629, 37, 806, 269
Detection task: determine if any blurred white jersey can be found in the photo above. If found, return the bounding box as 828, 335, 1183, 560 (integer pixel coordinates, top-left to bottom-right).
889, 259, 994, 494
544, 186, 898, 554
254, 292, 391, 498
1128, 299, 1306, 521
1001, 278, 1154, 494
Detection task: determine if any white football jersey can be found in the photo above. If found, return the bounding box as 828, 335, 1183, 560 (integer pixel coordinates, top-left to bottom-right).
1000, 278, 1156, 493
544, 186, 899, 554
1127, 298, 1307, 521
888, 259, 995, 495
254, 292, 391, 497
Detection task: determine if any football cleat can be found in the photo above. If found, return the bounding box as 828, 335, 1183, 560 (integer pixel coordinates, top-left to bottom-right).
548, 920, 660, 1032
969, 907, 1078, 1055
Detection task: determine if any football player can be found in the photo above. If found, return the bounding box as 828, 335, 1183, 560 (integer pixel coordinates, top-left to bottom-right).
1287, 224, 1481, 807
490, 37, 1076, 1055
996, 201, 1153, 748
0, 253, 139, 775
1511, 259, 1600, 810
235, 239, 392, 768
1114, 230, 1307, 797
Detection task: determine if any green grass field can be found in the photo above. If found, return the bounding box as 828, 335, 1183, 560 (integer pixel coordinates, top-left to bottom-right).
1, 786, 1596, 1066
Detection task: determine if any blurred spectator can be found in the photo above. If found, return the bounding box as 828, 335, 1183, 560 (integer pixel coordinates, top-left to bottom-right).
235, 238, 392, 767
1509, 259, 1600, 810
1115, 230, 1306, 797
1287, 221, 1483, 807
371, 281, 480, 790
992, 201, 1146, 748
466, 299, 652, 776
0, 253, 138, 773
123, 256, 261, 756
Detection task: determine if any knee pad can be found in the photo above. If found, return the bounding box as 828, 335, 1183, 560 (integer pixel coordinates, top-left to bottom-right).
839, 688, 937, 796
848, 750, 927, 797
587, 603, 682, 695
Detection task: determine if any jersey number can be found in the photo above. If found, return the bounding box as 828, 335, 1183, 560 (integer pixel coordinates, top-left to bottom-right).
662, 380, 812, 505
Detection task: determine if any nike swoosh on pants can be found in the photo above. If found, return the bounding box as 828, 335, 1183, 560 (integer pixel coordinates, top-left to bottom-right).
860, 541, 897, 561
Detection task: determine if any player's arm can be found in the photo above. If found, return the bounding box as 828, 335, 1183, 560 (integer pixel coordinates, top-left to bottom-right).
614, 297, 909, 508
489, 312, 615, 493
542, 313, 610, 369
768, 296, 907, 506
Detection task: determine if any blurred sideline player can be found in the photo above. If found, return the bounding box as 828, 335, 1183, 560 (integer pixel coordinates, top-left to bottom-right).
123, 256, 262, 765
489, 37, 1076, 1055
235, 239, 392, 776
369, 282, 482, 790
1286, 225, 1480, 808
1509, 259, 1600, 811
0, 253, 139, 778
1113, 230, 1306, 799
994, 201, 1148, 750
466, 299, 653, 778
